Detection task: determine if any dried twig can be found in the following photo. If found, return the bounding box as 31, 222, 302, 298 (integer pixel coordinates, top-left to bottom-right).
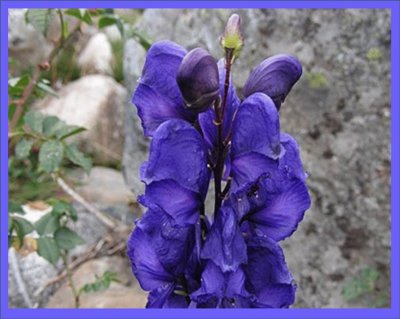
53, 174, 125, 231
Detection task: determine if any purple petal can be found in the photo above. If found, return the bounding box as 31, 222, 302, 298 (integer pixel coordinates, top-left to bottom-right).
231, 92, 283, 160
191, 261, 250, 307
141, 119, 210, 195
245, 236, 296, 307
177, 48, 219, 112
247, 176, 311, 241
280, 133, 307, 181
243, 54, 302, 110
127, 226, 174, 291
133, 84, 184, 136
201, 206, 247, 272
140, 179, 200, 226
147, 284, 188, 308
253, 284, 296, 308
136, 209, 195, 277
132, 41, 196, 136
231, 152, 278, 192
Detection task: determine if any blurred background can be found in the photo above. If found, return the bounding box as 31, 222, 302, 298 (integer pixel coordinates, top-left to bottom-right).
8, 8, 391, 308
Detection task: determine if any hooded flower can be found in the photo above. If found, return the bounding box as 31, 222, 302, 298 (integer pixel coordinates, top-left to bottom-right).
127, 209, 194, 308
243, 54, 302, 110
177, 47, 220, 112
132, 41, 195, 136
244, 236, 296, 308
139, 119, 210, 226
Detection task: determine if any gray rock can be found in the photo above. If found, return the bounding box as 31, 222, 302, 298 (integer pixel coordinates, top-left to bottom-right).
123, 9, 391, 308
35, 75, 128, 165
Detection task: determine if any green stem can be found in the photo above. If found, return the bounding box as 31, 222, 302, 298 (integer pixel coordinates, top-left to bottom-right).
61, 252, 80, 308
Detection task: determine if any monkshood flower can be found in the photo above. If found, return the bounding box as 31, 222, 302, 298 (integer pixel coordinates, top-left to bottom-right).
128, 13, 311, 309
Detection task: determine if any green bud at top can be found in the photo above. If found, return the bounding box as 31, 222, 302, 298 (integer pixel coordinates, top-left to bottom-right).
220, 13, 244, 58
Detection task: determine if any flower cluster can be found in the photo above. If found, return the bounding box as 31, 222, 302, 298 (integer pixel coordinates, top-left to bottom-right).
127, 14, 311, 308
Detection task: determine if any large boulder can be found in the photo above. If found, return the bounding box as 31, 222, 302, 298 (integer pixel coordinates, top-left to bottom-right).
122, 9, 391, 308
35, 75, 128, 165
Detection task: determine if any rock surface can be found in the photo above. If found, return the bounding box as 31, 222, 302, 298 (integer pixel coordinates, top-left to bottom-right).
35, 75, 128, 165
123, 9, 391, 308
45, 256, 147, 308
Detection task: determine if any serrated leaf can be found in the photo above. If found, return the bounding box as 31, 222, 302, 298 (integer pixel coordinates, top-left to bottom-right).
35, 213, 60, 235
24, 110, 45, 134
65, 144, 92, 174
37, 237, 60, 264
55, 227, 85, 250
26, 9, 52, 36
39, 140, 64, 173
15, 138, 34, 159
36, 81, 59, 98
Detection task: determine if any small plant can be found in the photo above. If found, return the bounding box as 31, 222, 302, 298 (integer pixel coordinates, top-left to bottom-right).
8, 8, 137, 308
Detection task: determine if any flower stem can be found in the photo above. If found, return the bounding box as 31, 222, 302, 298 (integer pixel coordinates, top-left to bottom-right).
213, 49, 234, 216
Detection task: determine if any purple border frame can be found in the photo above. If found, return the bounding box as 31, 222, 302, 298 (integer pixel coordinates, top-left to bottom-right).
1, 1, 399, 319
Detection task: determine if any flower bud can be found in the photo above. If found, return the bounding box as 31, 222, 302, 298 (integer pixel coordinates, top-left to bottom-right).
177, 48, 220, 113
220, 14, 244, 58
243, 54, 302, 110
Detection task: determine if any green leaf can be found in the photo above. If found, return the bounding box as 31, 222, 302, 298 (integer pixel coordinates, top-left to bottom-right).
81, 10, 93, 25
51, 200, 78, 222
39, 140, 64, 173
12, 216, 34, 244
15, 138, 34, 159
64, 9, 92, 24
80, 271, 120, 294
98, 15, 118, 28
25, 9, 53, 36
9, 202, 25, 214
55, 227, 85, 250
24, 110, 45, 134
35, 213, 60, 235
8, 216, 13, 232
65, 144, 92, 174
37, 237, 60, 264
8, 74, 31, 98
342, 267, 380, 301
36, 81, 59, 98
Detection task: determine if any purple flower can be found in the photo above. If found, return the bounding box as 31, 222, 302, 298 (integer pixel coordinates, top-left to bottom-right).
128, 13, 310, 309
243, 54, 302, 110
201, 205, 247, 272
177, 48, 220, 112
139, 119, 210, 226
132, 41, 195, 136
244, 236, 296, 308
191, 261, 250, 308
